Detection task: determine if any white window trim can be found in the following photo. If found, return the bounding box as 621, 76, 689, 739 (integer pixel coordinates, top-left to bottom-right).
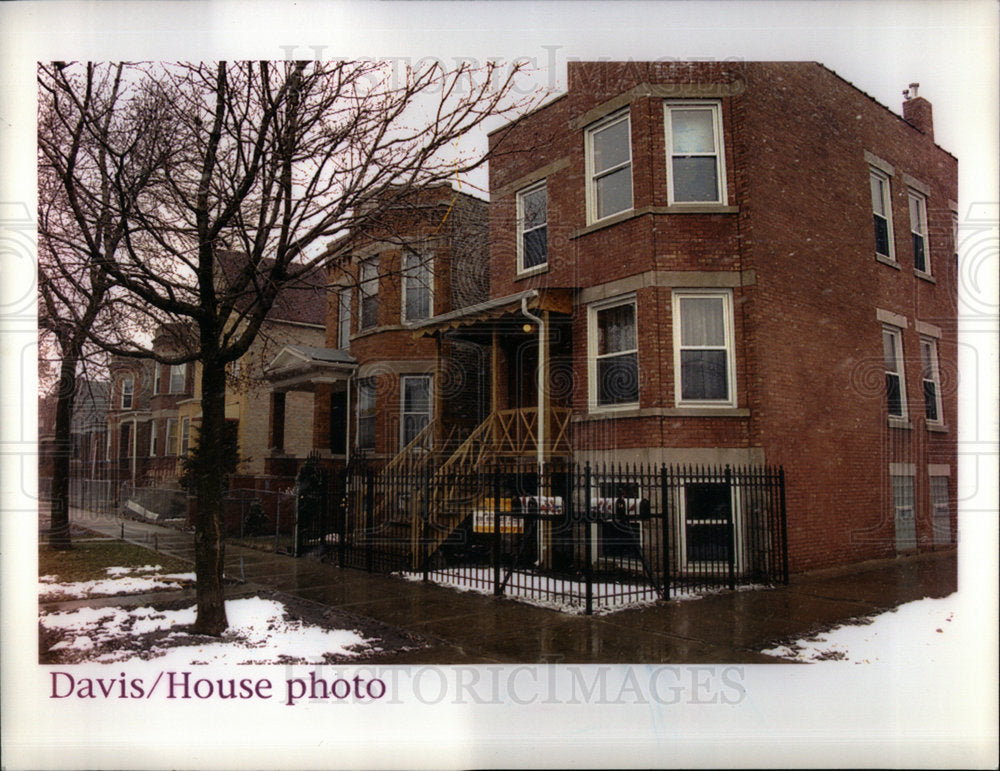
149, 420, 157, 457
153, 365, 161, 395
676, 480, 744, 573
516, 180, 548, 276
356, 377, 376, 451
908, 188, 931, 275
180, 416, 190, 457
587, 294, 640, 412
121, 376, 134, 409
337, 286, 352, 348
399, 374, 433, 451
401, 250, 434, 323
663, 100, 728, 206
883, 325, 908, 422
166, 418, 178, 456
359, 258, 379, 331
672, 289, 738, 408
920, 336, 944, 426
584, 110, 633, 225
870, 167, 896, 263
169, 364, 186, 394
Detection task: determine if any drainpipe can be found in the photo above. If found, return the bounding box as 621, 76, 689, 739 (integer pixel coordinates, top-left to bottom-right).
520, 292, 545, 478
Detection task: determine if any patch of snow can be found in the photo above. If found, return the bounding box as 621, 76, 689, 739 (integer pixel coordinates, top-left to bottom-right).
40, 597, 374, 665
106, 565, 162, 576
761, 595, 959, 664
401, 567, 661, 614
39, 568, 196, 600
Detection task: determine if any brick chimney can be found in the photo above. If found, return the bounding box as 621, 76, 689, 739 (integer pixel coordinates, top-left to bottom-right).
902, 82, 934, 140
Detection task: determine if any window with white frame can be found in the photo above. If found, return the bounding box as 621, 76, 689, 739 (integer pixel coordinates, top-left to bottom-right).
673, 290, 736, 406
586, 112, 633, 223
909, 190, 930, 273
357, 378, 376, 451
359, 259, 379, 330
891, 474, 917, 551
166, 418, 178, 456
153, 365, 161, 395
516, 182, 547, 273
590, 297, 639, 408
882, 326, 907, 419
400, 374, 432, 448
180, 417, 190, 456
169, 364, 186, 394
929, 474, 951, 545
149, 420, 158, 456
870, 168, 894, 260
402, 251, 433, 322
664, 101, 727, 204
920, 337, 943, 424
121, 376, 134, 409
337, 287, 352, 348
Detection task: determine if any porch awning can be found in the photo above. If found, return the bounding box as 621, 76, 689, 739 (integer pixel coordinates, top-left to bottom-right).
411, 288, 574, 338
264, 345, 357, 392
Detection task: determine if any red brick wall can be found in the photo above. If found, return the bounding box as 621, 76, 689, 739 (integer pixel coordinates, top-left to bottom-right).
487, 61, 958, 572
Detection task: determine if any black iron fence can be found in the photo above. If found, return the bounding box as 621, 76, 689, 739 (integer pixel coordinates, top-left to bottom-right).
321, 460, 786, 614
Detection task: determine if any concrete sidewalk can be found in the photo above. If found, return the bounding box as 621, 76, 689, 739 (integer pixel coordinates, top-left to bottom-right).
64, 507, 958, 664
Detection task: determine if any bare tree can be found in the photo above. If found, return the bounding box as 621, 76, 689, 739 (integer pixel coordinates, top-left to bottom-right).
37, 62, 168, 549
38, 59, 533, 634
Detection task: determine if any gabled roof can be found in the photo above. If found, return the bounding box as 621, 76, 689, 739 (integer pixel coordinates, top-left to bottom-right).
265, 345, 356, 392
215, 251, 327, 328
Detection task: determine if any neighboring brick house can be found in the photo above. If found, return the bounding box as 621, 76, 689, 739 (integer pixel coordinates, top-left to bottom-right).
97, 264, 326, 491
264, 184, 489, 475
105, 356, 156, 486
38, 379, 109, 493
462, 60, 956, 572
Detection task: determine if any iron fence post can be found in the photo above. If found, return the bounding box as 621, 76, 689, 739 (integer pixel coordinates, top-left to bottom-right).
661, 464, 670, 601
339, 488, 347, 569
779, 466, 789, 584
365, 469, 374, 573
726, 465, 736, 591
493, 465, 501, 596
422, 465, 430, 583
584, 462, 593, 616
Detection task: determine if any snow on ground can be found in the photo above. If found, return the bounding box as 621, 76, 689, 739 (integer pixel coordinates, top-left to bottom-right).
401, 568, 662, 614
40, 597, 376, 665
761, 595, 959, 664
39, 565, 196, 600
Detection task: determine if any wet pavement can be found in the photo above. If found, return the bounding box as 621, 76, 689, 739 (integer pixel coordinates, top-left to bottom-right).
64, 507, 958, 664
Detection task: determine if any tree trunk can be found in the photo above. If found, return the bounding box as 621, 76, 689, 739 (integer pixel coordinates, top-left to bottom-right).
48, 355, 77, 550
192, 354, 229, 635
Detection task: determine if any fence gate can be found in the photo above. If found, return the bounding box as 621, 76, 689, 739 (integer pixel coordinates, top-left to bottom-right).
293, 457, 331, 557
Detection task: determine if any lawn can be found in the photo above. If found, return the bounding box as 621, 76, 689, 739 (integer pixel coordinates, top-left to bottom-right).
39, 539, 191, 583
